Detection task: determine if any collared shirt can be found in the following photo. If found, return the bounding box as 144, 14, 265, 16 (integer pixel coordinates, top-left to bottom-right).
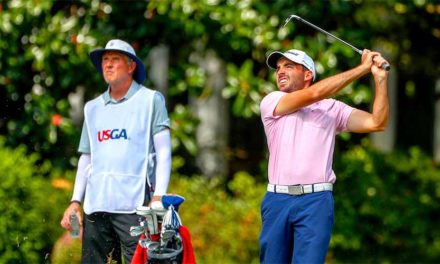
101, 80, 140, 105
78, 80, 170, 154
260, 91, 354, 185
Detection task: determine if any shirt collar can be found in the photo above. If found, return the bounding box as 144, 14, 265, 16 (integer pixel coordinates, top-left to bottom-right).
103, 80, 141, 105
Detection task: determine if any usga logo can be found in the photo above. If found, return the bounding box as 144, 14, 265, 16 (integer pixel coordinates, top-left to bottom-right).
98, 129, 128, 142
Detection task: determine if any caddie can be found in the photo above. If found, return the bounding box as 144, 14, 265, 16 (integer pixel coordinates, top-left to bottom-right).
60, 39, 172, 264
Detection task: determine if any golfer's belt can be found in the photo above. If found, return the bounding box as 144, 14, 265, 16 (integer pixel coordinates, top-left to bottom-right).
267, 183, 333, 195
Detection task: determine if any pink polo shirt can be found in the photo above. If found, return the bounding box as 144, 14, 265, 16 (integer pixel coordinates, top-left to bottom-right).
260, 91, 354, 185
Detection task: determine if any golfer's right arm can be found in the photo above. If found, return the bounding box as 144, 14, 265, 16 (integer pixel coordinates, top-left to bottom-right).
275, 50, 377, 116
60, 153, 90, 230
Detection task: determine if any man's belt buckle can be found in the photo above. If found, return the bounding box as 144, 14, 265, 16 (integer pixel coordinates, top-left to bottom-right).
288, 185, 304, 195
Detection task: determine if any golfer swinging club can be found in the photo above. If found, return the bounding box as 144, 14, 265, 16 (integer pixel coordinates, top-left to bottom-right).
259, 48, 389, 263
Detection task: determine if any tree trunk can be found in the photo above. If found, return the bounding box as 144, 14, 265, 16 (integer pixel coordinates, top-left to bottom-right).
190, 49, 228, 179
148, 44, 169, 99
68, 85, 85, 128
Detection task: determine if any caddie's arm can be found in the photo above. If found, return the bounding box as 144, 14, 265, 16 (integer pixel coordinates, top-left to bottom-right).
150, 129, 171, 208
60, 153, 90, 230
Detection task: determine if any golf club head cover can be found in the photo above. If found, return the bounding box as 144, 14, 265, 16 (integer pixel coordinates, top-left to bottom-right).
161, 194, 185, 211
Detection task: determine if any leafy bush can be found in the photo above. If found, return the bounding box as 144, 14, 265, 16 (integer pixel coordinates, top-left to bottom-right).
0, 137, 69, 263
169, 172, 265, 264
332, 140, 440, 262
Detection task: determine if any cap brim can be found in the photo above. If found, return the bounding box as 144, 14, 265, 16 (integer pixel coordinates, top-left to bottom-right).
89, 48, 146, 84
266, 51, 285, 69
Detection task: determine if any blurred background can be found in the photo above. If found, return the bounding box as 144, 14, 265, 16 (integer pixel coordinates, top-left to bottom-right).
0, 0, 439, 263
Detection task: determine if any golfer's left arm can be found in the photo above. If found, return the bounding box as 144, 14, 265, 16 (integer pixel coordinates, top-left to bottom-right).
151, 129, 171, 203
347, 54, 390, 133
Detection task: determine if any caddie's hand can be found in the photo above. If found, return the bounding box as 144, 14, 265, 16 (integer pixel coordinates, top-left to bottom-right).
60, 202, 82, 230
150, 195, 164, 209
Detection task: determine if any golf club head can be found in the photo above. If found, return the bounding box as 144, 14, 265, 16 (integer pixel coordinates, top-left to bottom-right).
147, 241, 160, 251
139, 238, 159, 249
161, 229, 176, 240
283, 14, 301, 27
129, 226, 145, 237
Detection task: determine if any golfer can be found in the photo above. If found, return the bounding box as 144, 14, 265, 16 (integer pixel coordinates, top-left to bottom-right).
259, 49, 389, 263
60, 39, 172, 263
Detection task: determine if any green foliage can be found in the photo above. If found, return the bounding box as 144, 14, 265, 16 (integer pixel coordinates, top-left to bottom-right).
1, 0, 439, 169
0, 137, 68, 263
169, 172, 265, 263
224, 59, 274, 118
333, 140, 440, 262
170, 104, 199, 156
0, 0, 100, 169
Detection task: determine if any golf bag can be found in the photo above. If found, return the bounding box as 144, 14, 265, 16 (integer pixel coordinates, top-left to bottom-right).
130, 195, 195, 264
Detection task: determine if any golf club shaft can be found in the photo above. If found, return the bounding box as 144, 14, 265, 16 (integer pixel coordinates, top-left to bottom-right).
284, 15, 391, 71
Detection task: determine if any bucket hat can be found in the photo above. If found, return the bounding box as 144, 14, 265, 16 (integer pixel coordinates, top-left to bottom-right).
89, 39, 146, 84
266, 49, 316, 80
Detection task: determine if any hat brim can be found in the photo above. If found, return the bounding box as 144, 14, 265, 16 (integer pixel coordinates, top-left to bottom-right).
89, 48, 146, 84
267, 51, 308, 70
266, 51, 285, 69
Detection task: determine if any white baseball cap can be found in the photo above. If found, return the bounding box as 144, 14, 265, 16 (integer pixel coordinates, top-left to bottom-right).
89, 39, 146, 84
266, 49, 316, 80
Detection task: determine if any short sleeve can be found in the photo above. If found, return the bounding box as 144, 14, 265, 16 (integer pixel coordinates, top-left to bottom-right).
151, 92, 171, 135
333, 100, 354, 132
77, 121, 91, 154
260, 91, 286, 125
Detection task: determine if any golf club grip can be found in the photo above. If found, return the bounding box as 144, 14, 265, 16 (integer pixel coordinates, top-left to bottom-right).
381, 62, 391, 71
373, 56, 391, 71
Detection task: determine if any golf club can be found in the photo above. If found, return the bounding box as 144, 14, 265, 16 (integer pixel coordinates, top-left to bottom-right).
129, 225, 145, 237
283, 15, 391, 71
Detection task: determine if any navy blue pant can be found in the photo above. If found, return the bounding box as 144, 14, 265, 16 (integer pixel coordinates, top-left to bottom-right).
259, 191, 334, 264
81, 213, 140, 264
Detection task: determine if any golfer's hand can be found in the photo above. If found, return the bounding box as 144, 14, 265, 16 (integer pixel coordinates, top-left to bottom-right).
371, 54, 389, 79
360, 49, 376, 73
60, 202, 82, 230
